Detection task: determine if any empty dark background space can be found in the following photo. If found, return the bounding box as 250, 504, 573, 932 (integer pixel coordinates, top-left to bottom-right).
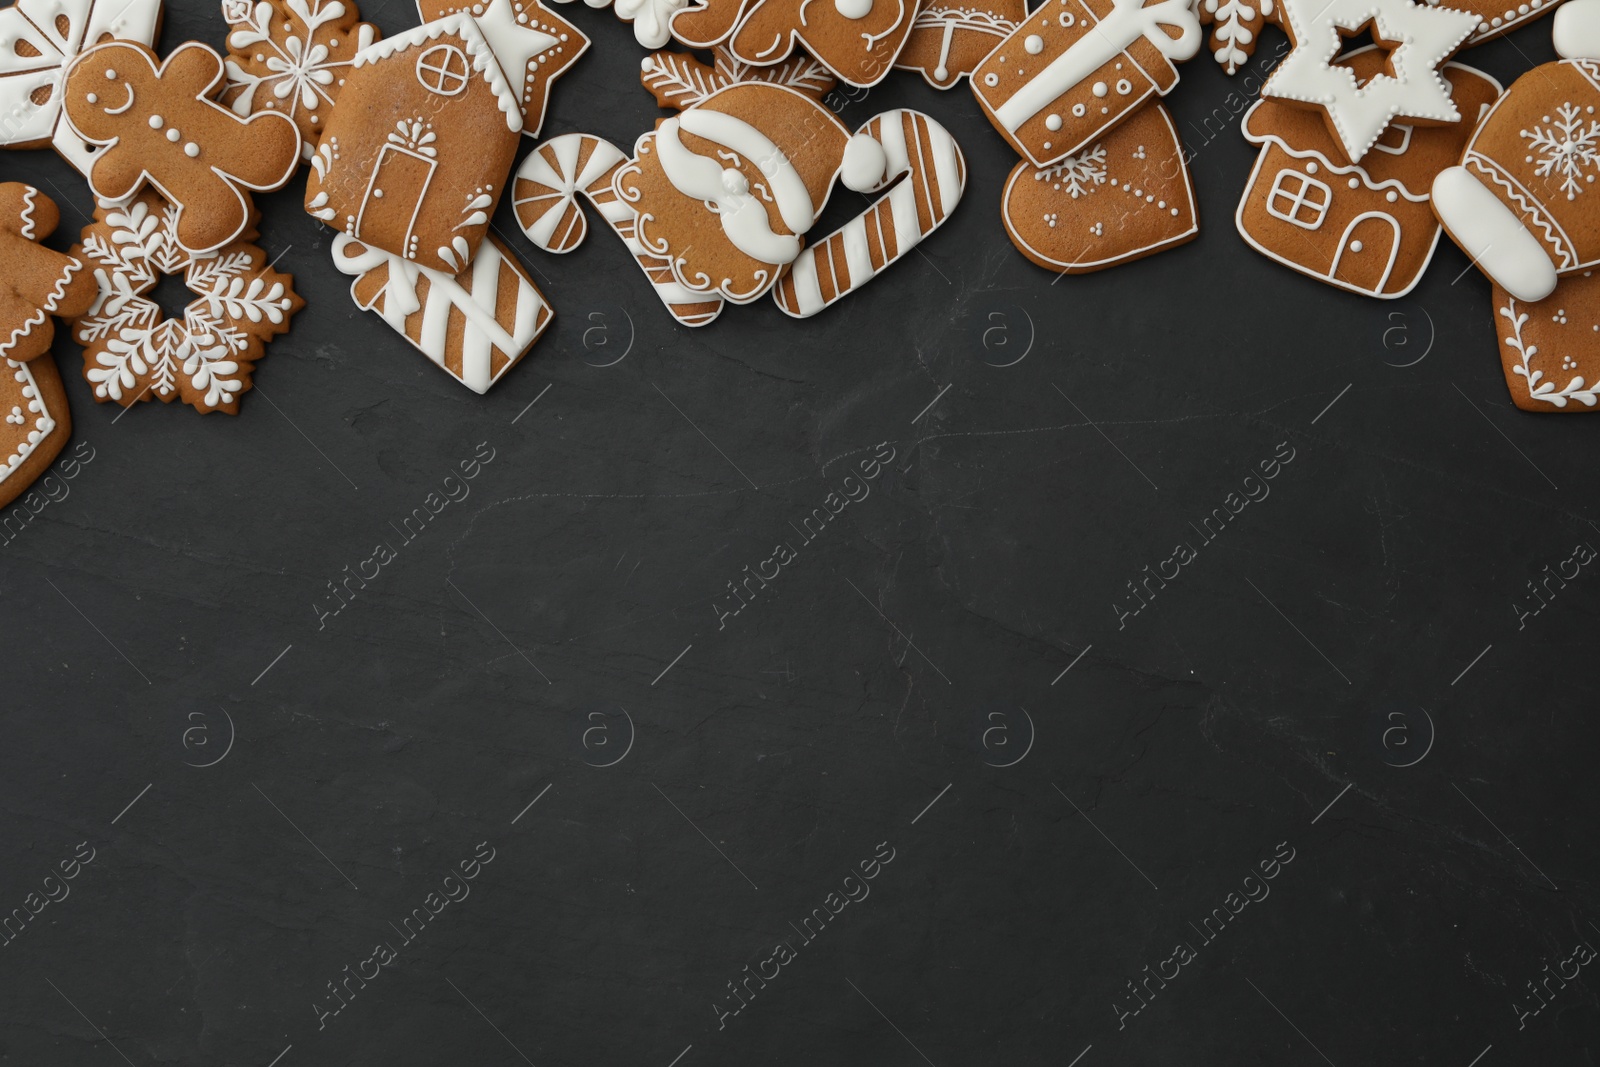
0, 0, 1595, 1064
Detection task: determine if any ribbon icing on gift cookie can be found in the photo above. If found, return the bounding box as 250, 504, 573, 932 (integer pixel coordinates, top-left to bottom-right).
0, 0, 163, 176
970, 0, 1202, 167
613, 82, 892, 303
1431, 59, 1600, 302
220, 0, 380, 161
68, 191, 301, 414
896, 0, 1023, 89
0, 183, 96, 363
332, 232, 551, 393
60, 41, 302, 255
639, 44, 833, 110
1261, 0, 1479, 165
303, 14, 522, 274
416, 0, 588, 137
547, 0, 686, 48
774, 109, 966, 317
512, 132, 726, 326
1002, 102, 1197, 274
723, 0, 918, 88
1239, 51, 1500, 298
1495, 272, 1600, 410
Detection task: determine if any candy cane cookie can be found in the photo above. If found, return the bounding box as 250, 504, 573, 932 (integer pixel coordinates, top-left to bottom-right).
774, 109, 965, 318
511, 133, 724, 328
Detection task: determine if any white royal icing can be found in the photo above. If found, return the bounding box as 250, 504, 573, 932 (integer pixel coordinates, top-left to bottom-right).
1432, 164, 1559, 301
0, 0, 163, 175
352, 13, 523, 131
1555, 0, 1600, 60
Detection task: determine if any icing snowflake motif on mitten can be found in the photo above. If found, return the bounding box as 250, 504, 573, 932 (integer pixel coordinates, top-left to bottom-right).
0, 183, 97, 362
220, 0, 380, 160
0, 0, 163, 176
60, 41, 302, 254
68, 192, 302, 414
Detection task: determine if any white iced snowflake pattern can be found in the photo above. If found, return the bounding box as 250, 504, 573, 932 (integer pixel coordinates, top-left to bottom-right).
1037, 145, 1108, 198
1524, 103, 1600, 202
71, 199, 297, 413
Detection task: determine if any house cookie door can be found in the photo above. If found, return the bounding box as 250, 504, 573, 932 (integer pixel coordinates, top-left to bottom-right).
1330, 212, 1401, 296
358, 145, 437, 260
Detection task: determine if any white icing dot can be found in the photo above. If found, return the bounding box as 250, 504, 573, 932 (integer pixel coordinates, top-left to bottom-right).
1072, 103, 1085, 116
373, 188, 384, 198
1348, 177, 1359, 189
640, 56, 654, 71
86, 92, 97, 103
1025, 34, 1044, 53
1170, 207, 1178, 216
935, 65, 948, 79
166, 128, 179, 142
1350, 240, 1363, 252
184, 142, 199, 157
1157, 200, 1165, 208
104, 68, 116, 79
1045, 114, 1062, 131
149, 114, 162, 128
1305, 161, 1318, 174
1116, 79, 1132, 94
1385, 190, 1398, 202
1092, 81, 1108, 97
984, 73, 999, 87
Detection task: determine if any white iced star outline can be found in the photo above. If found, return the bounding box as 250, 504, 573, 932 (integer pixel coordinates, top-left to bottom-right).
1262, 0, 1479, 162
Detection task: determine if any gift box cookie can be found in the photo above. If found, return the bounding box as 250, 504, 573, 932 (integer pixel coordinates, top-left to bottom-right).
304, 13, 522, 274
1239, 51, 1501, 298
970, 0, 1201, 168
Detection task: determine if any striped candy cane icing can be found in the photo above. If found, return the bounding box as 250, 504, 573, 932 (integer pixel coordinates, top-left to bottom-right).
511, 133, 724, 328
774, 109, 965, 318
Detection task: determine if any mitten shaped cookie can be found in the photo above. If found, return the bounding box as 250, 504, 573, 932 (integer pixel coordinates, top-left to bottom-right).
0, 183, 97, 363
61, 40, 302, 254
1433, 58, 1600, 301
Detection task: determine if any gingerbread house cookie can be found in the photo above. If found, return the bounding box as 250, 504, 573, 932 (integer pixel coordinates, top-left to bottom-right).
416, 0, 588, 137
304, 13, 522, 274
1239, 51, 1501, 299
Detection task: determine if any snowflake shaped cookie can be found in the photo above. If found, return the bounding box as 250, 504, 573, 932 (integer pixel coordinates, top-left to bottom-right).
68, 192, 302, 415
221, 0, 380, 161
1263, 0, 1479, 162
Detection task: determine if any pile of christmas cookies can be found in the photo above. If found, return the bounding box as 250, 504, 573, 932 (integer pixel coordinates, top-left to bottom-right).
0, 0, 1594, 506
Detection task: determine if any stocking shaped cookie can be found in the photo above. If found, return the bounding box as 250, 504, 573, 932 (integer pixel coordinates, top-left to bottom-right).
1495, 272, 1600, 411
896, 0, 1025, 89
61, 41, 302, 255
614, 82, 888, 303
1239, 52, 1501, 298
0, 0, 163, 176
0, 183, 97, 363
724, 0, 918, 88
1002, 102, 1197, 274
971, 0, 1203, 167
1432, 59, 1600, 301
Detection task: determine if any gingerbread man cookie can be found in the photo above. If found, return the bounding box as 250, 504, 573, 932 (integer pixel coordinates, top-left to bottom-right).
0, 183, 97, 363
220, 0, 381, 161
0, 0, 164, 176
61, 41, 302, 255
722, 0, 918, 88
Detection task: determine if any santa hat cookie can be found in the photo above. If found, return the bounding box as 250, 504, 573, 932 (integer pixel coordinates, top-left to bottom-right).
614, 82, 890, 304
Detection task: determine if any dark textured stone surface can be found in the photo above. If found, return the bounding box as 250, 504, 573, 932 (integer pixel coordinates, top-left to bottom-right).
0, 3, 1595, 1065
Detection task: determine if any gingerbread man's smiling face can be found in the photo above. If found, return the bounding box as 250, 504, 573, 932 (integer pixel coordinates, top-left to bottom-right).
62, 42, 156, 146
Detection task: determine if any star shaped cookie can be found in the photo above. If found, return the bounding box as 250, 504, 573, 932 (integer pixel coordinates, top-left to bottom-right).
1262, 0, 1480, 163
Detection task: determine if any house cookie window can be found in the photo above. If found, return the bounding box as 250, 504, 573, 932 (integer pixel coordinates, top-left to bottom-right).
417, 44, 470, 96
1267, 169, 1331, 230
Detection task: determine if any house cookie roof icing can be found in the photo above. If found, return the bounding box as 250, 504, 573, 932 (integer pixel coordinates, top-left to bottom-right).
351, 12, 524, 132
